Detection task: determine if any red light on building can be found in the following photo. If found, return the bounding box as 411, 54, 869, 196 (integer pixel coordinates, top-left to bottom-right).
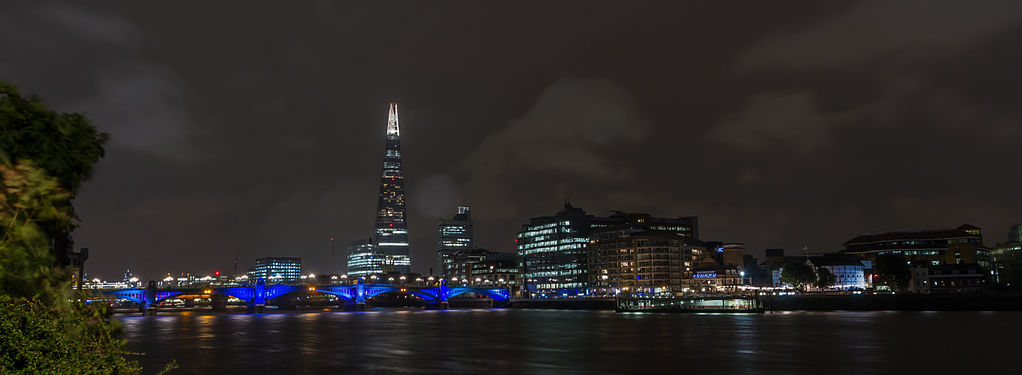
214, 271, 220, 276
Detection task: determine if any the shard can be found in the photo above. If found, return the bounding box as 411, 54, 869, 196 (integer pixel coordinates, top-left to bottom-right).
373, 103, 411, 273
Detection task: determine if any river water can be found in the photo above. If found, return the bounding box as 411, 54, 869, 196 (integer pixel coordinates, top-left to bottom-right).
119, 308, 1018, 374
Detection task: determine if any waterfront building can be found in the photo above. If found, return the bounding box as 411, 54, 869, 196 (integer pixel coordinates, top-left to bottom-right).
445, 249, 517, 287
841, 224, 992, 270
928, 264, 986, 293
516, 204, 593, 297
721, 243, 744, 267
516, 204, 703, 297
1011, 223, 1022, 243
436, 206, 474, 276
588, 228, 694, 295
683, 266, 743, 292
374, 103, 411, 273
806, 254, 867, 290
346, 239, 386, 277
248, 257, 301, 282
590, 211, 699, 239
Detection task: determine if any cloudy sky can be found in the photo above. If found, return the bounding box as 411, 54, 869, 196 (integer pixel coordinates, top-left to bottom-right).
3, 1, 1021, 279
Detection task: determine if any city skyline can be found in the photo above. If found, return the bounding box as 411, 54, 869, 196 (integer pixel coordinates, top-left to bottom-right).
2, 1, 1021, 278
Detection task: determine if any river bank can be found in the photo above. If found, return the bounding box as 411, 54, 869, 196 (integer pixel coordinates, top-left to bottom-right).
509, 294, 1022, 311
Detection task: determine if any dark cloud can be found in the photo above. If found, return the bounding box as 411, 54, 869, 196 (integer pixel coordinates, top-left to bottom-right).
2, 0, 1020, 279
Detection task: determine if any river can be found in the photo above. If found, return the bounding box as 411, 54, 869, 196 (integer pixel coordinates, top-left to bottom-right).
119, 308, 1018, 374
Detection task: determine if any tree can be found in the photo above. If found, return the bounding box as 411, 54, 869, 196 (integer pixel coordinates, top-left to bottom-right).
1, 80, 108, 266
0, 83, 146, 373
0, 160, 72, 302
814, 266, 837, 290
873, 254, 911, 291
0, 81, 108, 196
780, 260, 817, 291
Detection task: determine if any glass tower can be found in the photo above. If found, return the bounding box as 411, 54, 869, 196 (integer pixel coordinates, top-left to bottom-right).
374, 103, 411, 273
346, 239, 385, 277
436, 206, 474, 277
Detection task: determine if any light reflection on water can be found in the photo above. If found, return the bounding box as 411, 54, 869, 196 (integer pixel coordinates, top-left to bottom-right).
119, 309, 1020, 374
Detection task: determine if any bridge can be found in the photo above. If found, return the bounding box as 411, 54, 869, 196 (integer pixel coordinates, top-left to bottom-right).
100, 278, 510, 315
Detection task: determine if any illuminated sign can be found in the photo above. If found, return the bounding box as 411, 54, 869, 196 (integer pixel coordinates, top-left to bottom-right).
694, 272, 717, 278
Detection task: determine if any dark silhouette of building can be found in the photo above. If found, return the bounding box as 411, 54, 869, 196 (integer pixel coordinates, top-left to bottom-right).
842, 223, 992, 270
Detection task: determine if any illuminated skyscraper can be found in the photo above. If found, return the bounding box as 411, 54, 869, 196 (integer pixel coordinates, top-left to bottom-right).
436, 206, 473, 276
374, 103, 411, 273
346, 238, 385, 277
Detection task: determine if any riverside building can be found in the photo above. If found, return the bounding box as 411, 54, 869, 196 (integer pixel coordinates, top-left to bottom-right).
435, 206, 473, 277
516, 205, 701, 297
841, 223, 992, 270
516, 204, 593, 297
588, 228, 695, 296
248, 257, 302, 283
346, 239, 385, 277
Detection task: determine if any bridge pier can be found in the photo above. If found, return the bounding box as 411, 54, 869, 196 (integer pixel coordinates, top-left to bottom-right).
344, 302, 366, 311
274, 296, 297, 310
425, 302, 449, 310
246, 302, 267, 313
211, 294, 228, 311
143, 306, 157, 316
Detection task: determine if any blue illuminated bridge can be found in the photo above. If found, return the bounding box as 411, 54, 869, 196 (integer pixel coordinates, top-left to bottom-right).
101, 278, 510, 315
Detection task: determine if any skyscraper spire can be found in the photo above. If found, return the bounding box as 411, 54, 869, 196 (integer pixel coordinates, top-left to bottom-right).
387, 102, 400, 136
374, 102, 410, 273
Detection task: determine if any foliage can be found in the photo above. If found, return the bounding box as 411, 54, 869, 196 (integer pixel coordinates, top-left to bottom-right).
0, 81, 108, 197
780, 260, 817, 291
0, 297, 140, 374
0, 82, 143, 373
0, 160, 73, 302
814, 266, 837, 290
873, 254, 911, 290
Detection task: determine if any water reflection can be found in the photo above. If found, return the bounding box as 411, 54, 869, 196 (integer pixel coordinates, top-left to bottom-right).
119, 309, 1022, 374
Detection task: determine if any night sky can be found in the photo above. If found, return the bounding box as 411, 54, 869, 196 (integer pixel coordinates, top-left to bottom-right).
3, 1, 1021, 280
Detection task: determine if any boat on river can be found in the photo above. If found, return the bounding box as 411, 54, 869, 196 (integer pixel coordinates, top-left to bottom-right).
616, 294, 764, 313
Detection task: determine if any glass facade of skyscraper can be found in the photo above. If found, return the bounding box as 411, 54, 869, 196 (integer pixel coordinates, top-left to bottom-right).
248, 257, 301, 283
517, 204, 592, 297
436, 205, 473, 277
374, 103, 411, 273
346, 239, 385, 277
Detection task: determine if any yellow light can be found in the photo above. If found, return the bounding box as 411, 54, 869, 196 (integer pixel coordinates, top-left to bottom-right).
308, 286, 315, 291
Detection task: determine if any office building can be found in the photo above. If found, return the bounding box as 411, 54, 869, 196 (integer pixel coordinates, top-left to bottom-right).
373, 103, 411, 273
588, 228, 695, 295
445, 249, 517, 287
842, 224, 992, 269
346, 239, 385, 277
436, 206, 474, 276
516, 204, 593, 297
517, 205, 702, 297
248, 257, 301, 282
